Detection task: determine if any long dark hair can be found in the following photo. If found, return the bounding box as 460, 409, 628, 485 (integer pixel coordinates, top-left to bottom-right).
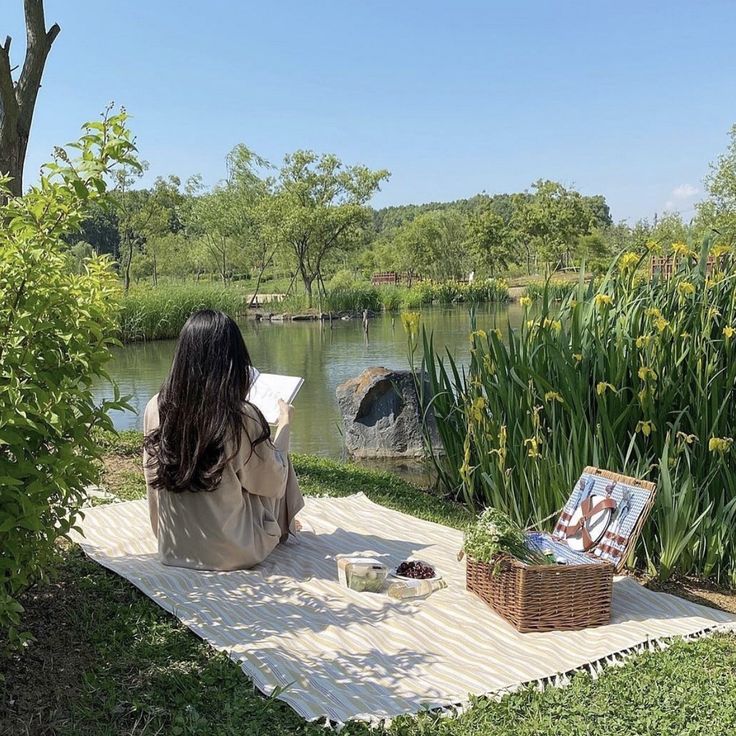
144, 310, 270, 493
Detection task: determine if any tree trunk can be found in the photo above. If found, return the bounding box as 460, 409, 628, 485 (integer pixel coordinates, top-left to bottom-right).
0, 134, 28, 198
122, 236, 133, 292
304, 277, 314, 307
284, 271, 298, 298
249, 263, 266, 308
0, 2, 60, 198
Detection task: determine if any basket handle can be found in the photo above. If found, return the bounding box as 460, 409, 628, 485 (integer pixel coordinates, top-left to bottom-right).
524, 506, 564, 532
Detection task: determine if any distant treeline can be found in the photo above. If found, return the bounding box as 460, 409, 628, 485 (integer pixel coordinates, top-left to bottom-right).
65, 125, 736, 303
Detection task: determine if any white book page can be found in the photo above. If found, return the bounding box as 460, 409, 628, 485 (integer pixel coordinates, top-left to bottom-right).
247, 368, 304, 424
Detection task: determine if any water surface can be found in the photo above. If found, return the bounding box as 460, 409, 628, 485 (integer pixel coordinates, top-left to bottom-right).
94, 304, 524, 458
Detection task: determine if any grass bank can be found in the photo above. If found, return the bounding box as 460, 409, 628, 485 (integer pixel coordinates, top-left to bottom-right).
117, 278, 510, 341
275, 277, 510, 314
2, 433, 734, 735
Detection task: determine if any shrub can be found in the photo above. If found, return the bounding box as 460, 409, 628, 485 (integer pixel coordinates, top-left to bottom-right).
325, 280, 381, 313
460, 278, 509, 303
400, 278, 509, 308
401, 281, 435, 308
275, 290, 311, 313
421, 244, 736, 584
0, 109, 138, 645
522, 278, 577, 301
119, 284, 244, 341
327, 269, 357, 291
378, 286, 403, 311
431, 281, 460, 304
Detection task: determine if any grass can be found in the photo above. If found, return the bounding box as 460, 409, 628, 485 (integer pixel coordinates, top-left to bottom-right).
117, 277, 511, 340
521, 278, 579, 301
2, 433, 734, 735
119, 284, 246, 342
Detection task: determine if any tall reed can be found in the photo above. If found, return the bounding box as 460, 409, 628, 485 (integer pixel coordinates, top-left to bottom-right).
522, 279, 578, 301
119, 284, 244, 342
421, 241, 736, 584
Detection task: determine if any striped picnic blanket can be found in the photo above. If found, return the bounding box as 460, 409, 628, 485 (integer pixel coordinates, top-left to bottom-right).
72, 493, 735, 725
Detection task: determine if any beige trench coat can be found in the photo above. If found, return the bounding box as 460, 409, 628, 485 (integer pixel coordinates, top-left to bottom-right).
143, 395, 304, 571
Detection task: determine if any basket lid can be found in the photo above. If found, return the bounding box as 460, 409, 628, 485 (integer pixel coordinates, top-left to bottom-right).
552, 467, 657, 573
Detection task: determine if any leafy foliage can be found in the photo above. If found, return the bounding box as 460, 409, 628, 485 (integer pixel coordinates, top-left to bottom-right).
522, 278, 579, 301
463, 508, 549, 566
465, 206, 515, 276
422, 242, 736, 584
699, 123, 736, 245
0, 107, 138, 645
262, 150, 390, 304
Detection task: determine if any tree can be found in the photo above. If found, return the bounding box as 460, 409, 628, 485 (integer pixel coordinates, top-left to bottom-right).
265, 151, 389, 305
188, 145, 269, 285
512, 180, 594, 272
113, 171, 182, 289
584, 194, 613, 229
392, 210, 468, 281
189, 187, 240, 283
0, 0, 60, 197
226, 145, 278, 303
698, 123, 736, 244
465, 206, 516, 276
0, 108, 137, 643
651, 212, 691, 250
66, 203, 121, 258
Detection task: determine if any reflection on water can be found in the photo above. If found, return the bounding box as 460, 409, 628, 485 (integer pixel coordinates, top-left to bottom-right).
93, 303, 525, 458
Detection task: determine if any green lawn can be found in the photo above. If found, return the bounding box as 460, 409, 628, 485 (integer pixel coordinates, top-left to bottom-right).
2, 436, 735, 736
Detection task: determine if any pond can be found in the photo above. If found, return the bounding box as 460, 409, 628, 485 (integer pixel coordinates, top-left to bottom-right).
93, 303, 525, 461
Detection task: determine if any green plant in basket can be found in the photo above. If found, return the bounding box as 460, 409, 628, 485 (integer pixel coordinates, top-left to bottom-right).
462, 508, 551, 570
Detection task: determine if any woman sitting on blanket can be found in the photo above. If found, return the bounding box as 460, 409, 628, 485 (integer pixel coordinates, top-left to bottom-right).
143, 309, 304, 570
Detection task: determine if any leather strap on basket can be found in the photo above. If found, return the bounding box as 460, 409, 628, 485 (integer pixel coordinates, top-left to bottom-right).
561, 497, 617, 551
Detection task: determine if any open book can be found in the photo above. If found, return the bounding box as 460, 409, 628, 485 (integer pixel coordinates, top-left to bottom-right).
247, 368, 304, 424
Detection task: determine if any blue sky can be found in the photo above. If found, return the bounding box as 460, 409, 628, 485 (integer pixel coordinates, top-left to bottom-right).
6, 1, 736, 221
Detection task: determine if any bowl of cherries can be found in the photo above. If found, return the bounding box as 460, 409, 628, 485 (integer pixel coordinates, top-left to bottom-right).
393, 559, 440, 582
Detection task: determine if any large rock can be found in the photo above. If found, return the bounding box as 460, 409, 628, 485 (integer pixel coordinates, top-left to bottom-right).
336, 367, 439, 459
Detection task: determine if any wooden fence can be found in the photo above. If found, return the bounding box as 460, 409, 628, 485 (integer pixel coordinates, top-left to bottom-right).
650, 255, 718, 280
371, 271, 424, 286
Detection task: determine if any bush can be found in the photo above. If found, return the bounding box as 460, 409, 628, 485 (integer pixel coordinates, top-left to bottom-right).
523, 278, 577, 301
399, 279, 509, 308
459, 278, 509, 303
378, 286, 403, 311
0, 109, 138, 645
422, 244, 736, 584
431, 281, 460, 304
325, 282, 381, 313
323, 271, 381, 313
326, 269, 357, 291
119, 284, 244, 341
401, 281, 435, 308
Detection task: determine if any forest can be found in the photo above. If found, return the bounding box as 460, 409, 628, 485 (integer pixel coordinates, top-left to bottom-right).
63, 123, 736, 305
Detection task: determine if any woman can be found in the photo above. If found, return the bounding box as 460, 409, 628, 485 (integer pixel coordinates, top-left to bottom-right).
143, 309, 304, 570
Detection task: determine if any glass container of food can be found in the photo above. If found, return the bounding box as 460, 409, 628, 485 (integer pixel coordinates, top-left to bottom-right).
336, 557, 389, 593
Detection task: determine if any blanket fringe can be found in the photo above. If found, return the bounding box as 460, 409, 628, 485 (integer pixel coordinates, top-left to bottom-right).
327, 621, 736, 731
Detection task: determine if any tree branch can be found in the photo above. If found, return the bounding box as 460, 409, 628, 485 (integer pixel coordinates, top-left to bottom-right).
0, 36, 17, 129
17, 0, 60, 130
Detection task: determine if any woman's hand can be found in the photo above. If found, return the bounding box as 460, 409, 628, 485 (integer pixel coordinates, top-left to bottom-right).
277, 399, 294, 427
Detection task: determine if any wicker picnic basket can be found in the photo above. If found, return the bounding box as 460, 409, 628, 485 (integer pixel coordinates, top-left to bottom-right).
466, 467, 657, 633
